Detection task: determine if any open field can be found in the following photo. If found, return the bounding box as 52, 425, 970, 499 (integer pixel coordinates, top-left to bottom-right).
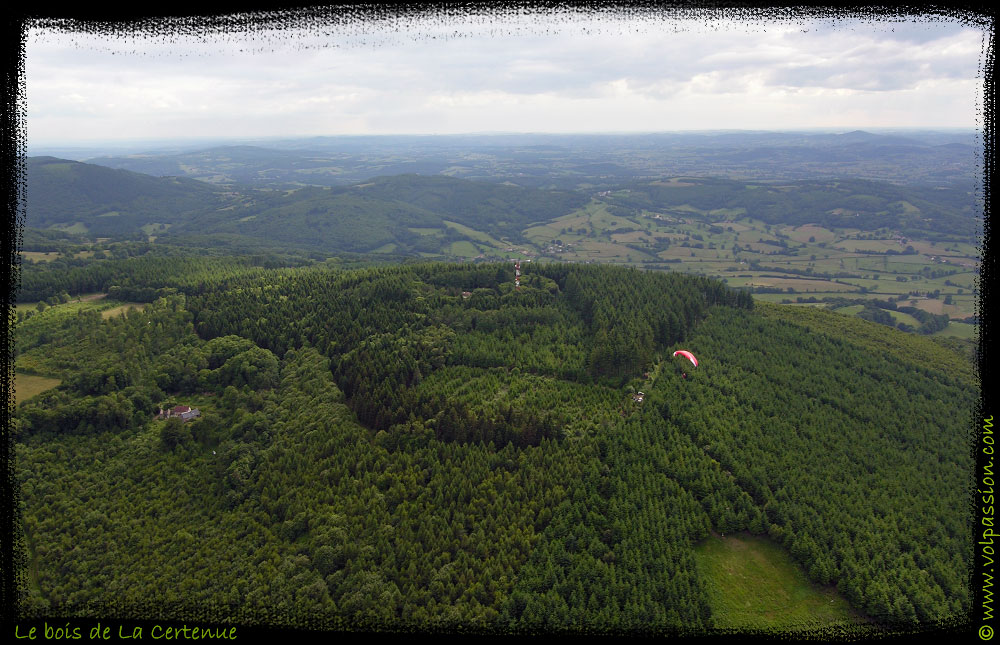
16, 293, 108, 312
523, 223, 563, 241
47, 222, 89, 234
885, 309, 923, 328
141, 222, 173, 234
447, 240, 481, 258
713, 220, 752, 232
694, 532, 867, 631
100, 303, 147, 320
725, 277, 857, 292
933, 321, 977, 339
783, 224, 839, 243
576, 241, 657, 262
611, 230, 655, 244
14, 372, 62, 405
21, 250, 93, 262
834, 240, 900, 253
649, 178, 697, 187
21, 252, 60, 263
16, 296, 145, 326
442, 220, 506, 248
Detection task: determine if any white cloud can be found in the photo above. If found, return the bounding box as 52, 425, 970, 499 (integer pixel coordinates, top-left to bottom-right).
24, 11, 985, 143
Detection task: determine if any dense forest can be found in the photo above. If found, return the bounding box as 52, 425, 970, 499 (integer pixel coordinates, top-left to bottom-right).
13, 256, 973, 632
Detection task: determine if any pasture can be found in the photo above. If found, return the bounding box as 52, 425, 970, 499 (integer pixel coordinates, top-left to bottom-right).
14, 372, 62, 405
694, 532, 867, 631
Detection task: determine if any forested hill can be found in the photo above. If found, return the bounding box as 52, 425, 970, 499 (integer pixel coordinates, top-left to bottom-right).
341, 174, 589, 239
24, 157, 588, 253
25, 156, 225, 234
14, 260, 972, 630
174, 175, 588, 253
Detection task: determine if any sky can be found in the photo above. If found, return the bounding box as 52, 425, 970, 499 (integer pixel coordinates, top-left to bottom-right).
23, 7, 988, 146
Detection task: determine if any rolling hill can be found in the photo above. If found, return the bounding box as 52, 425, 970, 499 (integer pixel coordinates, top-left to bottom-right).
25, 156, 227, 236
24, 158, 588, 255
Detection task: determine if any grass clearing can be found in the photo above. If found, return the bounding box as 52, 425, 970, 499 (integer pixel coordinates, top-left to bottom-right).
707, 207, 747, 218
14, 372, 62, 405
447, 241, 481, 257
885, 309, 922, 328
100, 303, 147, 320
784, 225, 839, 244
442, 220, 505, 248
549, 212, 593, 230
934, 322, 976, 339
48, 222, 89, 234
16, 295, 116, 320
572, 241, 644, 261
694, 532, 867, 631
141, 223, 172, 234
21, 252, 61, 263
834, 240, 898, 253
649, 178, 697, 187
523, 223, 562, 243
610, 231, 654, 244
743, 278, 856, 293
910, 299, 955, 316
713, 221, 751, 232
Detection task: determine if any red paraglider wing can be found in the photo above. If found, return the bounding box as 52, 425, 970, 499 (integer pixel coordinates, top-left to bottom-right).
672, 350, 698, 368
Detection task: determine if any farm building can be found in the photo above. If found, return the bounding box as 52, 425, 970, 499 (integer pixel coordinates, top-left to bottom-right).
158, 405, 201, 421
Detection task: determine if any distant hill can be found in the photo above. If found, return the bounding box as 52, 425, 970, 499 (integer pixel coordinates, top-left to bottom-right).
170, 174, 588, 254
606, 176, 977, 236
23, 158, 588, 255
25, 156, 977, 257
71, 130, 979, 190
344, 174, 589, 237
25, 156, 226, 236
86, 144, 455, 188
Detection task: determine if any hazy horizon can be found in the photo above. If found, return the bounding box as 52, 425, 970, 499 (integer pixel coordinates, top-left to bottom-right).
24, 127, 982, 161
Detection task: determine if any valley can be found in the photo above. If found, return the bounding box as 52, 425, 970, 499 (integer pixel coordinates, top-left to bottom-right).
20, 140, 981, 336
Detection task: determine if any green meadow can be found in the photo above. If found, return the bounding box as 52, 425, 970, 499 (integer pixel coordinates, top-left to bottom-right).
694, 532, 867, 631
14, 372, 62, 405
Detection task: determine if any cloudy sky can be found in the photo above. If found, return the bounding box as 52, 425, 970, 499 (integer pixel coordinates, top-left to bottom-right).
24, 8, 986, 146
